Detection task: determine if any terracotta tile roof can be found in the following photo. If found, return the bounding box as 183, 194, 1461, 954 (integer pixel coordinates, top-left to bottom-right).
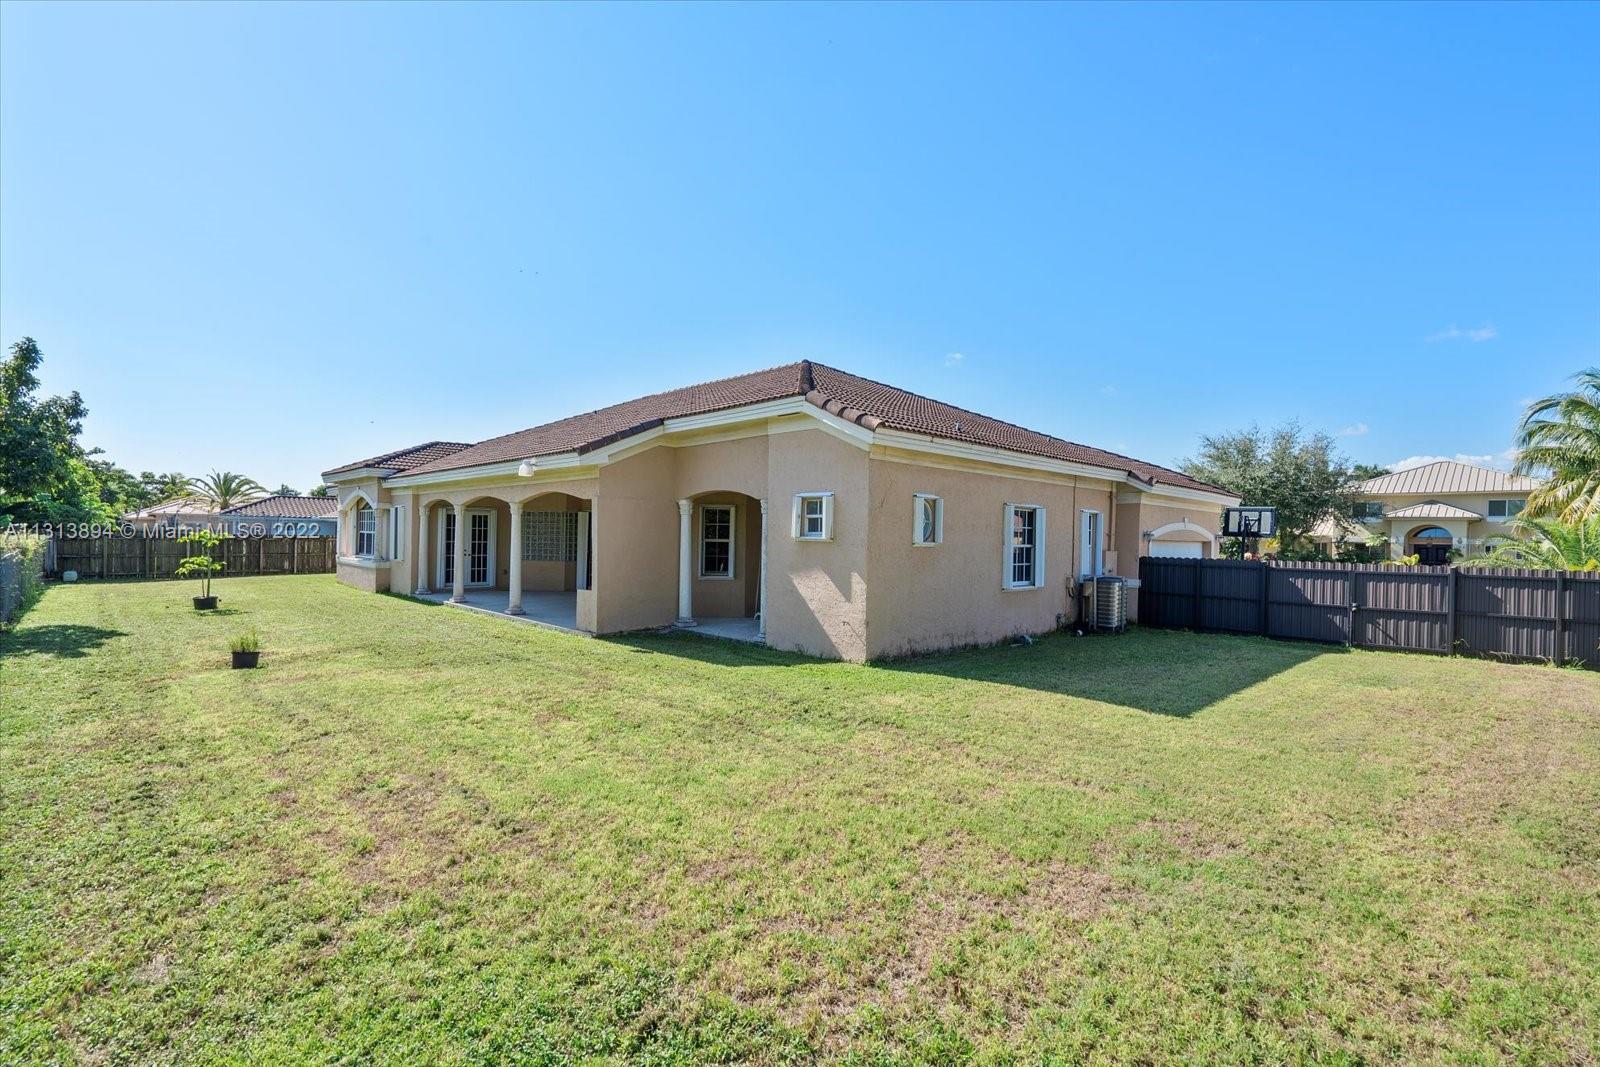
220, 496, 339, 519
129, 498, 218, 519
1351, 460, 1537, 496
1384, 500, 1483, 521
323, 440, 472, 477
389, 360, 1230, 495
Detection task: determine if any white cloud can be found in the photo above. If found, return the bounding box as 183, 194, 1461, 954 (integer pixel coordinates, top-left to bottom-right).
1338, 422, 1369, 437
1387, 451, 1512, 472
1099, 384, 1118, 397
1426, 323, 1498, 343
944, 352, 964, 367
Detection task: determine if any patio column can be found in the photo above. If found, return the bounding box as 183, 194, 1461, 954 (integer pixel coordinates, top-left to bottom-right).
414, 502, 431, 594
757, 497, 768, 641
675, 498, 696, 626
450, 502, 467, 602
507, 504, 525, 615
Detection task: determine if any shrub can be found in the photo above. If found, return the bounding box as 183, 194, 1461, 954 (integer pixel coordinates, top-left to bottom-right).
228, 628, 260, 654
0, 532, 48, 630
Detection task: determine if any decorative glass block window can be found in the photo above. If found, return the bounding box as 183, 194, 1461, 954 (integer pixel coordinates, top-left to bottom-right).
700, 504, 734, 578
355, 503, 375, 557
522, 510, 579, 561
792, 493, 833, 540
913, 493, 943, 545
1003, 504, 1045, 589
1487, 499, 1525, 520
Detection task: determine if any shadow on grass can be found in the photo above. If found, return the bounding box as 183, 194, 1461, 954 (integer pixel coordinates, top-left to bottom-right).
607, 627, 1342, 718
0, 623, 128, 660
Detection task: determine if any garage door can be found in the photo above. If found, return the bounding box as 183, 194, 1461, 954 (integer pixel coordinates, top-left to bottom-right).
1149, 540, 1204, 559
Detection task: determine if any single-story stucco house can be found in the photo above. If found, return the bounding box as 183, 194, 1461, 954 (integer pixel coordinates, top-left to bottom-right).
322, 361, 1238, 660
216, 495, 339, 536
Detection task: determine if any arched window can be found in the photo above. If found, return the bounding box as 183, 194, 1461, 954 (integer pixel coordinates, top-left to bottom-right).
1410, 526, 1451, 540
355, 502, 375, 556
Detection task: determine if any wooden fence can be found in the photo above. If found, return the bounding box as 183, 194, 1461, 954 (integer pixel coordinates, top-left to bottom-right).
45, 536, 337, 582
1138, 557, 1600, 669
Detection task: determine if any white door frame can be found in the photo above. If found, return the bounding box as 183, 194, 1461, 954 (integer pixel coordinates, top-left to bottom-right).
1079, 508, 1104, 578
437, 508, 498, 589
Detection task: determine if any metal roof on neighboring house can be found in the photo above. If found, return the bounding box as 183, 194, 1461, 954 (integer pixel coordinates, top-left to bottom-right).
1384, 500, 1484, 521
322, 441, 472, 477
349, 360, 1229, 495
1350, 460, 1538, 496
220, 496, 339, 519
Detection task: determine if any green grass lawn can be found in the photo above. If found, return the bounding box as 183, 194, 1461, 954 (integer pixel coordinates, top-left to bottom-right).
3, 576, 1598, 1065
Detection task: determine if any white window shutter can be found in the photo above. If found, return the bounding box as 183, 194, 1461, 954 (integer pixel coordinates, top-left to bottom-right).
822, 494, 835, 540
1035, 507, 1048, 587
912, 496, 922, 544
935, 498, 944, 544
1002, 504, 1015, 587
792, 495, 804, 539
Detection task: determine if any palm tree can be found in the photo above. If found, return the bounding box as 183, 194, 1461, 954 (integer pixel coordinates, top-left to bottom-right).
1462, 514, 1600, 571
1515, 368, 1600, 520
186, 471, 267, 511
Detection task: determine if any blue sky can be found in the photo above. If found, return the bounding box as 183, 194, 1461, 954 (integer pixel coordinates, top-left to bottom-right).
2, 2, 1597, 490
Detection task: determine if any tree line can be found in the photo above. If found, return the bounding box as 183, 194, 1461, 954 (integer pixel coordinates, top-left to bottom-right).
1, 338, 328, 528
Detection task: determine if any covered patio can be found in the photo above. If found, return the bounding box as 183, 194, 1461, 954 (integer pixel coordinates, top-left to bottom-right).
414, 588, 762, 644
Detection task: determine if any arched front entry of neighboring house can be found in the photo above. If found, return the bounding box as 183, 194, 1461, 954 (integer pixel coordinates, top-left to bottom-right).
1406, 525, 1455, 565
1144, 519, 1216, 559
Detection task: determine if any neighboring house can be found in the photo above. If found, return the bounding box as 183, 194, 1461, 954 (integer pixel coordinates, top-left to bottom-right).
321, 361, 1238, 661
123, 498, 219, 530
1312, 460, 1540, 564
216, 495, 339, 536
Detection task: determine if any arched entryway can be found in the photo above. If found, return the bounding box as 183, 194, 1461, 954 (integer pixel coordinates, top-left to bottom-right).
675, 490, 763, 642
1406, 525, 1454, 565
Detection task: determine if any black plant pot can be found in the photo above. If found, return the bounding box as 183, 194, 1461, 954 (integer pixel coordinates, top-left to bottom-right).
194, 596, 219, 610
231, 650, 260, 669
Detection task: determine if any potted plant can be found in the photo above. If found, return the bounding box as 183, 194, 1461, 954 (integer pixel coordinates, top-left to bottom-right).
176, 529, 228, 609
229, 628, 261, 669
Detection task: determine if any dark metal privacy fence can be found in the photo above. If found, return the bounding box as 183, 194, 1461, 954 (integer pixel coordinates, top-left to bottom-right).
1138, 557, 1600, 669
45, 535, 337, 582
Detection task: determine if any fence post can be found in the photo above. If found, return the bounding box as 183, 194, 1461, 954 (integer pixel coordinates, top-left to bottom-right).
1554, 569, 1566, 665
1347, 568, 1357, 648
1445, 567, 1458, 657
1258, 561, 1270, 636
1191, 558, 1203, 632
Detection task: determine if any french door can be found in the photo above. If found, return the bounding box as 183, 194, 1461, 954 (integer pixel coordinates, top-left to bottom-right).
437, 509, 496, 588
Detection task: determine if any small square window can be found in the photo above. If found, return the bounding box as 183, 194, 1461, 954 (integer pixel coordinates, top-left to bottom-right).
913, 494, 942, 545
793, 493, 833, 540
1488, 499, 1524, 520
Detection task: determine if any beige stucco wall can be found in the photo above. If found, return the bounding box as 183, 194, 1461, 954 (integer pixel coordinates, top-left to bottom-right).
764, 429, 871, 660
593, 447, 680, 634
863, 455, 1120, 659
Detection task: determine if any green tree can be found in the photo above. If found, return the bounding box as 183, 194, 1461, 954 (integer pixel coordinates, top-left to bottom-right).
0, 337, 90, 524
1515, 368, 1600, 520
307, 484, 333, 498
86, 453, 151, 514
1182, 424, 1355, 557
139, 471, 190, 504
186, 471, 266, 511
272, 483, 299, 497
1462, 513, 1600, 571
1349, 463, 1390, 483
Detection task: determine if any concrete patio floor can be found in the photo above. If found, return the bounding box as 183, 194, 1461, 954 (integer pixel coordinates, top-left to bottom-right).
413, 589, 762, 645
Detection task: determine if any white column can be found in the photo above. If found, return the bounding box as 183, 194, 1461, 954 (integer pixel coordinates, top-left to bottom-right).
675, 498, 696, 626
757, 497, 768, 642
450, 502, 467, 602
507, 504, 524, 614
414, 501, 431, 594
